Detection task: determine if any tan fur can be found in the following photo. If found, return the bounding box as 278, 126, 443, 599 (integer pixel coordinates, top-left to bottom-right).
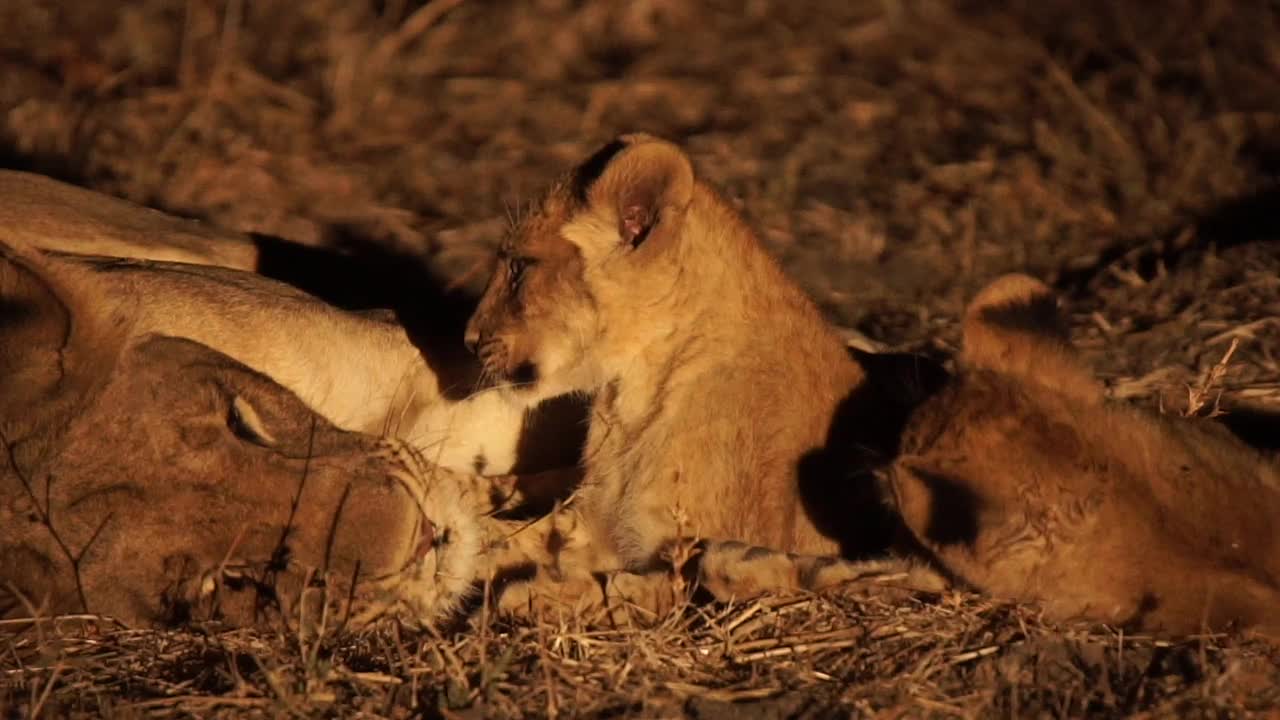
465, 134, 903, 579
475, 501, 938, 624
0, 245, 484, 628
890, 274, 1280, 638
0, 170, 260, 269
38, 251, 536, 475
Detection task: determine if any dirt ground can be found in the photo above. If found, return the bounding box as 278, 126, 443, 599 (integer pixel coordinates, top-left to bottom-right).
3, 0, 1280, 717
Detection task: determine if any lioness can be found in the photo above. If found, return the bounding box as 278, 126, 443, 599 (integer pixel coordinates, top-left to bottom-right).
0, 244, 481, 627
890, 274, 1280, 637
38, 251, 537, 475
465, 134, 922, 580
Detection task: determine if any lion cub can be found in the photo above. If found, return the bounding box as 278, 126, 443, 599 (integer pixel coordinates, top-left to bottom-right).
890, 274, 1280, 637
465, 134, 910, 575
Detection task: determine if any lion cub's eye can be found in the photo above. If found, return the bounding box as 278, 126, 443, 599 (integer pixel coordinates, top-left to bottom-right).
508, 256, 536, 289
227, 395, 278, 447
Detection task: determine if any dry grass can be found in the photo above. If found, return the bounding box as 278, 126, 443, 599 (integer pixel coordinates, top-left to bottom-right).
3, 0, 1280, 716
6, 583, 1280, 718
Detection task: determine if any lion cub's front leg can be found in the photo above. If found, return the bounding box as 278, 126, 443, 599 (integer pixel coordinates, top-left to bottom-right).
474, 502, 946, 621
474, 505, 670, 621
398, 457, 935, 622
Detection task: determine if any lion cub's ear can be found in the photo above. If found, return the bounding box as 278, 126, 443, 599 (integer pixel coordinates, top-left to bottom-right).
582, 134, 696, 250
961, 274, 1103, 403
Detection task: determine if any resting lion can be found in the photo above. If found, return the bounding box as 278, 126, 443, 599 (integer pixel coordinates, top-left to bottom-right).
889, 274, 1280, 638
40, 251, 540, 475
0, 244, 482, 628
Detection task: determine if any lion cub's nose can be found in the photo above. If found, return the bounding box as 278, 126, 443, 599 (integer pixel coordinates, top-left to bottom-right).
463, 326, 481, 354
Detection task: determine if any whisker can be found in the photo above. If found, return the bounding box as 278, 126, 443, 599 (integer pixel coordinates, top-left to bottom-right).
503, 198, 516, 230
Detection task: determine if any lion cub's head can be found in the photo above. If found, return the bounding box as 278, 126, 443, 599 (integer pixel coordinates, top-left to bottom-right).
465, 134, 697, 404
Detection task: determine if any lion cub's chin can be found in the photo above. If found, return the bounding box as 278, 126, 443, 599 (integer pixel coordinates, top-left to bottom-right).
495, 357, 601, 409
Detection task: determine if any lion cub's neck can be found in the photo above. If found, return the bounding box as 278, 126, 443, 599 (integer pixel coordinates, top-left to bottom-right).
593, 185, 855, 427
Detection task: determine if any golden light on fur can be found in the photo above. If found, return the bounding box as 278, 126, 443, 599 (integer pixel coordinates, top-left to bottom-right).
891, 273, 1280, 639
464, 134, 922, 596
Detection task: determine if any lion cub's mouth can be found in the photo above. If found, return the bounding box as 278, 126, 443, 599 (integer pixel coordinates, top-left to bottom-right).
506, 361, 539, 387
476, 339, 540, 390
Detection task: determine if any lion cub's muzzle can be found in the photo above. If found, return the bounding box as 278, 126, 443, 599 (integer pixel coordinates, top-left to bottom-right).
466, 333, 538, 389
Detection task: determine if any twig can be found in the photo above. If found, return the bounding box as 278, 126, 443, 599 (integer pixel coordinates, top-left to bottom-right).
662, 682, 782, 701
949, 644, 1002, 664
1, 429, 94, 615
367, 0, 466, 72
1184, 337, 1240, 418
27, 659, 63, 718
734, 636, 864, 662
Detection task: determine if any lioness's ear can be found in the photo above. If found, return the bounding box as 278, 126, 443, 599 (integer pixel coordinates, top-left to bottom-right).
581, 134, 695, 249
0, 244, 117, 424
0, 246, 72, 397
961, 273, 1102, 403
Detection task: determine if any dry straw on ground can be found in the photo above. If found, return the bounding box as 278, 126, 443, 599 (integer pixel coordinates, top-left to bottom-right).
6, 582, 1280, 718
3, 0, 1280, 716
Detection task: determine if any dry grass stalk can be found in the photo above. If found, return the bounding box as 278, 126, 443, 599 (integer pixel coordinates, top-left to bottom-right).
1184, 337, 1240, 418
